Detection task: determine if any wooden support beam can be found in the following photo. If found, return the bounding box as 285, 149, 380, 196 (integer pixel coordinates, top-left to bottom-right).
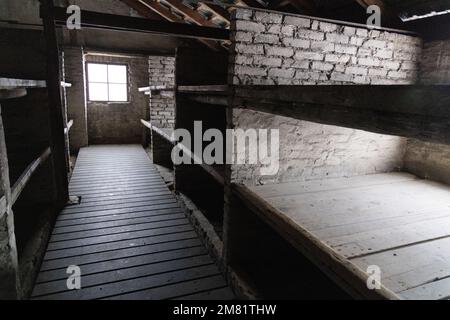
11, 147, 52, 205
64, 119, 73, 134
40, 0, 69, 206
139, 0, 184, 22
52, 6, 230, 41
198, 2, 231, 22
0, 105, 21, 299
234, 85, 450, 145
0, 78, 46, 90
119, 0, 164, 20
0, 89, 27, 100
162, 0, 218, 27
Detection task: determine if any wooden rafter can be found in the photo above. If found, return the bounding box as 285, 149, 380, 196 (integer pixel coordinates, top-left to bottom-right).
162, 0, 218, 27
138, 0, 183, 22
119, 0, 163, 20
122, 0, 225, 51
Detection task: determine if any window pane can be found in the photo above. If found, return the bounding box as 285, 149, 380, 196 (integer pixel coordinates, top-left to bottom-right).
87, 63, 107, 82
108, 65, 127, 83
108, 84, 127, 101
89, 83, 108, 101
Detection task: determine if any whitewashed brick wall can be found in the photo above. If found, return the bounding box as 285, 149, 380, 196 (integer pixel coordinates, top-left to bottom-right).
229, 8, 423, 185
148, 56, 175, 129
230, 9, 422, 86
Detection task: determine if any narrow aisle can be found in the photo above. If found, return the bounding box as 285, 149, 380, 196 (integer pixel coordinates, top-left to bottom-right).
31, 145, 234, 300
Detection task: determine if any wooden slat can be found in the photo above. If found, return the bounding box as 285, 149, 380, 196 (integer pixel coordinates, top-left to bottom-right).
33, 145, 232, 299
235, 85, 450, 145
11, 147, 51, 204
0, 78, 46, 89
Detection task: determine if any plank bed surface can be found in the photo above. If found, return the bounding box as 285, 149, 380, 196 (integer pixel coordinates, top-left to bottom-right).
249, 172, 450, 300
32, 145, 233, 300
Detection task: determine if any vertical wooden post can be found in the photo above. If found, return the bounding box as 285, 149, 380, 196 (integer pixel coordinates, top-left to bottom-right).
0, 105, 21, 299
40, 0, 69, 206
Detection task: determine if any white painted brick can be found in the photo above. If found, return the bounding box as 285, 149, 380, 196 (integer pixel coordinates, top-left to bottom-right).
345, 66, 368, 76
267, 24, 281, 34
374, 48, 393, 59
297, 29, 324, 41
359, 57, 380, 67
234, 32, 253, 42
235, 65, 267, 76
254, 34, 279, 44
363, 39, 386, 49
235, 55, 253, 65
356, 28, 368, 37
254, 11, 283, 23
312, 61, 334, 71
235, 20, 265, 33
335, 44, 357, 55
235, 43, 264, 54
368, 68, 388, 77
326, 33, 350, 44
266, 46, 294, 57
284, 16, 311, 28
319, 22, 337, 32
294, 51, 324, 61
234, 8, 253, 20
309, 41, 334, 53
253, 56, 282, 67
268, 68, 295, 78
385, 61, 401, 70
350, 37, 364, 46
325, 54, 351, 64
330, 72, 353, 82
343, 26, 356, 36
281, 25, 295, 36
282, 37, 310, 48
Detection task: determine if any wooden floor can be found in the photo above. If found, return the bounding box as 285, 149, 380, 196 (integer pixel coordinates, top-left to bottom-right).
250, 172, 450, 300
31, 145, 234, 300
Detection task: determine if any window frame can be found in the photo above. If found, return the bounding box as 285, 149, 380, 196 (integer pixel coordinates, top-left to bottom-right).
86, 62, 129, 103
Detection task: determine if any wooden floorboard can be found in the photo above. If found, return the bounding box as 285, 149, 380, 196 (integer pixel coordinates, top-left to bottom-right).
250, 172, 450, 300
32, 144, 233, 300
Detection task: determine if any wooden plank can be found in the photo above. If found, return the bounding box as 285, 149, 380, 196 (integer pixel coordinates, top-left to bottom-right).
49, 218, 190, 243
57, 203, 182, 221
43, 230, 198, 260
54, 208, 185, 228
351, 236, 450, 293
235, 85, 450, 145
11, 147, 51, 204
178, 84, 228, 93
53, 213, 188, 235
52, 6, 230, 41
249, 172, 417, 198
34, 264, 220, 300
0, 78, 46, 89
40, 238, 202, 271
33, 254, 212, 297
46, 224, 194, 251
232, 182, 400, 299
105, 275, 227, 300
37, 246, 208, 284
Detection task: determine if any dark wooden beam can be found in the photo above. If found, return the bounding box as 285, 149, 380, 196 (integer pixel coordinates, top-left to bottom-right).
198, 2, 231, 22
139, 0, 184, 22
119, 0, 163, 20
234, 85, 450, 145
162, 0, 217, 27
40, 0, 69, 206
52, 6, 230, 41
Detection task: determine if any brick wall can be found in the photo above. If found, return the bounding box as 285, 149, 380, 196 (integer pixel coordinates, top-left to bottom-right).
229, 8, 422, 185
148, 56, 175, 129
85, 54, 149, 144
404, 40, 450, 185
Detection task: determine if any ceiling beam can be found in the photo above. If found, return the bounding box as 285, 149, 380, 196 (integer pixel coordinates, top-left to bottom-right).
198, 2, 231, 22
138, 0, 183, 22
161, 0, 218, 27
119, 0, 163, 20
52, 7, 230, 40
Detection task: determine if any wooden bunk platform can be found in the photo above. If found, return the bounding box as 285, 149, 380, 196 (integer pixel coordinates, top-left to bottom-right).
238, 172, 450, 300
31, 145, 234, 300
